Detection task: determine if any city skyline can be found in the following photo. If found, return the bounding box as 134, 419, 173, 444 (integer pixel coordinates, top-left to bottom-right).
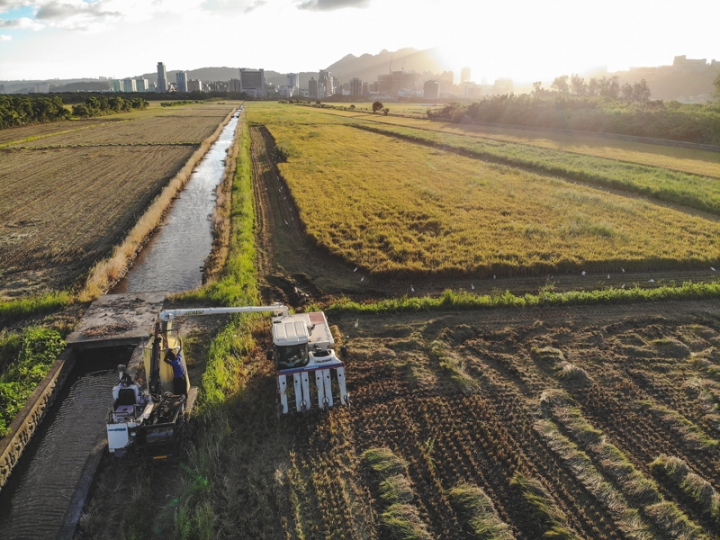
1, 0, 719, 83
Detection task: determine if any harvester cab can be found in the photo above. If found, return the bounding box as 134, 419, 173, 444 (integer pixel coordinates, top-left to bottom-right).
269, 310, 349, 414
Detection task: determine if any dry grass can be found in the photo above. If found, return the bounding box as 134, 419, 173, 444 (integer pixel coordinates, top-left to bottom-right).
249, 108, 720, 278
315, 105, 720, 179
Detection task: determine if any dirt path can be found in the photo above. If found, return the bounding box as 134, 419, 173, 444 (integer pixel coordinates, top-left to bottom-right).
249, 124, 720, 305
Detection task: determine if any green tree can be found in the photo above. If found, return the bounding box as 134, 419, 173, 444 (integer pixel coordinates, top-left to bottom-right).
550, 75, 569, 94
570, 74, 586, 96
372, 101, 383, 113
713, 73, 720, 100
382, 107, 389, 116
621, 83, 634, 101
633, 79, 651, 102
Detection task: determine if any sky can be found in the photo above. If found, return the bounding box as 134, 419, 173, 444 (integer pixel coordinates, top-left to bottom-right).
0, 0, 719, 83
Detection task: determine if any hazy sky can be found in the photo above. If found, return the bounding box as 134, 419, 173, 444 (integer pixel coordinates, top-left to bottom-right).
1, 0, 719, 82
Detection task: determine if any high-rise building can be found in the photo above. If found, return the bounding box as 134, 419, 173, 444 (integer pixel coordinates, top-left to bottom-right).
318, 70, 333, 97
187, 79, 203, 92
122, 78, 137, 92
461, 67, 472, 83
350, 77, 363, 96
287, 73, 299, 96
362, 82, 369, 96
157, 62, 168, 93
176, 71, 188, 93
239, 68, 265, 97
378, 70, 417, 97
135, 78, 149, 92
308, 77, 318, 99
424, 80, 439, 99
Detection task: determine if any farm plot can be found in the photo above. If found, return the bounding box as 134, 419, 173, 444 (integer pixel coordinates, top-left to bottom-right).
260, 121, 720, 278
318, 106, 720, 178
80, 302, 720, 539
343, 122, 720, 217
8, 115, 225, 147
0, 145, 197, 297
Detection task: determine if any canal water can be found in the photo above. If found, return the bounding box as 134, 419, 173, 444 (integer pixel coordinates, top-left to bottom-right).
0, 348, 132, 539
114, 113, 239, 293
0, 110, 239, 539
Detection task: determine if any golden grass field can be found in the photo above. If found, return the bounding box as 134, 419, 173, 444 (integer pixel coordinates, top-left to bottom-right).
319, 107, 720, 178
248, 103, 720, 278
0, 102, 241, 298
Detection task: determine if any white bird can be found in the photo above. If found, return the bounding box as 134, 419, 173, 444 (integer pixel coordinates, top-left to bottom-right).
411, 285, 415, 292
607, 274, 610, 279
621, 268, 625, 273
622, 284, 626, 289
712, 267, 717, 272
354, 319, 358, 328
353, 267, 358, 272
360, 276, 364, 282
493, 274, 496, 279
471, 284, 475, 290
649, 279, 655, 283
284, 220, 288, 225
581, 271, 586, 276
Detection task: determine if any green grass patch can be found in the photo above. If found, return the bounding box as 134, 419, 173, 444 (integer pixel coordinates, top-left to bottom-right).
325, 281, 720, 316
0, 326, 65, 435
0, 290, 73, 324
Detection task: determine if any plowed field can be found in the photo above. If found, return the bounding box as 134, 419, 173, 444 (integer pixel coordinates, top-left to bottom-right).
0, 101, 240, 298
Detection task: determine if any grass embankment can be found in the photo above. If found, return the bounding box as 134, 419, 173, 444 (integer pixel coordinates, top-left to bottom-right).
322, 281, 720, 315
171, 110, 262, 538
349, 123, 720, 217
0, 327, 65, 435
0, 291, 73, 325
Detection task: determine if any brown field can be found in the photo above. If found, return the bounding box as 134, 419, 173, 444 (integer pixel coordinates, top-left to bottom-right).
0, 101, 240, 298
79, 302, 720, 540
9, 115, 226, 147
0, 118, 107, 146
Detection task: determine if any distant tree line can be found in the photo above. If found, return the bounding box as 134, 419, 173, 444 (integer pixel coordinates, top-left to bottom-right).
543, 74, 651, 102
429, 92, 720, 146
71, 96, 148, 117
0, 95, 70, 129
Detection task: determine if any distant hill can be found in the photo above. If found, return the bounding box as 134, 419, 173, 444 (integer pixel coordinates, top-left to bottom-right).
326, 47, 448, 83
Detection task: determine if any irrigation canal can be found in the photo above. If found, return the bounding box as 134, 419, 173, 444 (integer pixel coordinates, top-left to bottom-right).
0, 109, 240, 539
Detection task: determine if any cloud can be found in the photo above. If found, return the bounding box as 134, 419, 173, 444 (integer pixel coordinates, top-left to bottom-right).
0, 16, 43, 29
0, 0, 33, 13
0, 33, 11, 40
35, 1, 120, 22
201, 0, 266, 14
297, 0, 370, 11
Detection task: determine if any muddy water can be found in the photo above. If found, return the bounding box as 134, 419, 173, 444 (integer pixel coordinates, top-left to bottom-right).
113, 112, 239, 293
0, 348, 132, 540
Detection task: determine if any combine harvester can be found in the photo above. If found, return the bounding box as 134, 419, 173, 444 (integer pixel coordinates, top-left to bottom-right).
107, 304, 349, 458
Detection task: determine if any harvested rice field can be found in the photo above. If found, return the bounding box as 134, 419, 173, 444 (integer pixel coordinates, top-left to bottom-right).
0, 101, 241, 298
